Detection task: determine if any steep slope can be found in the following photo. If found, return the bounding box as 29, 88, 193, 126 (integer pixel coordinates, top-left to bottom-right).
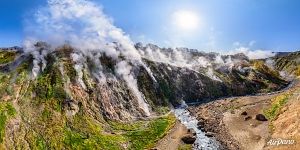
0, 44, 288, 149
273, 51, 300, 76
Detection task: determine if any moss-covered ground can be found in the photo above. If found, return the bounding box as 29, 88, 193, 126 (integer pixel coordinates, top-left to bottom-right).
0, 50, 17, 64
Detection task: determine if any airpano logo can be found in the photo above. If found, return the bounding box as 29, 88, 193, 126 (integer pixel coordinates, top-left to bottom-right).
267, 138, 295, 146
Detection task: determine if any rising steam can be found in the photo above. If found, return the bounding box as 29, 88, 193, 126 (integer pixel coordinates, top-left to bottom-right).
24, 0, 151, 116
22, 0, 277, 117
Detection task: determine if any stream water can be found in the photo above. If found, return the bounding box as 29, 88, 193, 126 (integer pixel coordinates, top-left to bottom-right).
173, 102, 220, 150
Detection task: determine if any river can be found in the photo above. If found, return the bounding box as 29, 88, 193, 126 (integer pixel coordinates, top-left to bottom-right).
173, 102, 220, 150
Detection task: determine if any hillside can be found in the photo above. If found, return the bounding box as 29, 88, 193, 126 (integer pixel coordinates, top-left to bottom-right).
0, 43, 289, 149
188, 51, 300, 150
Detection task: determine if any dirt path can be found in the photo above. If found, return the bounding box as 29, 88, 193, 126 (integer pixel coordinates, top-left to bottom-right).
154, 120, 189, 150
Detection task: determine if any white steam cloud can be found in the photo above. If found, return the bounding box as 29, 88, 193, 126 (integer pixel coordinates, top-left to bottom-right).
25, 0, 140, 60
23, 0, 152, 116
71, 53, 87, 89
116, 61, 151, 116
228, 47, 275, 59
138, 45, 212, 70
23, 40, 49, 78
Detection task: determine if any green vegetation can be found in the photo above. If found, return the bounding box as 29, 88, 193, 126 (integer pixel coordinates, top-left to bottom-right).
0, 51, 17, 64
0, 102, 16, 142
264, 93, 291, 132
264, 93, 290, 120
178, 144, 193, 150
0, 73, 10, 96
109, 114, 176, 150
273, 52, 300, 75
124, 115, 176, 150
62, 114, 126, 150
253, 61, 280, 77
63, 60, 77, 83
109, 120, 144, 131
294, 65, 300, 76
63, 128, 125, 150
33, 63, 66, 112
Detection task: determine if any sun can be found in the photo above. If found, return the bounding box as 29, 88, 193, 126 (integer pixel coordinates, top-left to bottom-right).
173, 10, 200, 31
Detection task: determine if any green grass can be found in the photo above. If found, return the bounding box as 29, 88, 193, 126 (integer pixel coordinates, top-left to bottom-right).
63, 114, 126, 150
0, 51, 17, 64
35, 136, 47, 150
178, 144, 193, 150
0, 73, 12, 97
263, 93, 291, 132
63, 128, 125, 150
0, 102, 16, 142
263, 93, 290, 120
124, 115, 176, 150
109, 120, 144, 131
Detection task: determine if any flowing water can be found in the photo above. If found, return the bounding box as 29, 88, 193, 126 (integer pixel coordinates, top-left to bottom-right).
173, 102, 220, 150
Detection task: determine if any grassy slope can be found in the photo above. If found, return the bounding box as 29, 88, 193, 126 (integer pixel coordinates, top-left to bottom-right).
0, 50, 17, 64
0, 56, 176, 150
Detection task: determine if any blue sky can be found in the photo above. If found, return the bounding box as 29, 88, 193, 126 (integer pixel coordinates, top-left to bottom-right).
0, 0, 300, 52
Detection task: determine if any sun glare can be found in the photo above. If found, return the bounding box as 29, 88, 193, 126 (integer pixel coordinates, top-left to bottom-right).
173, 10, 200, 31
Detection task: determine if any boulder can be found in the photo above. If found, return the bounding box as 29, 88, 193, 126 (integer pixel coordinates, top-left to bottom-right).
244, 116, 251, 121
181, 135, 196, 144
187, 129, 196, 136
241, 111, 247, 116
197, 121, 205, 128
255, 114, 268, 121
205, 132, 215, 137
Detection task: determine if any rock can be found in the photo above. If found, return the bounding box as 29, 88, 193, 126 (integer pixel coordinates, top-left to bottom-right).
205, 132, 215, 137
244, 116, 251, 121
187, 129, 196, 136
197, 120, 205, 128
255, 114, 268, 121
63, 99, 79, 116
241, 111, 247, 116
181, 135, 196, 144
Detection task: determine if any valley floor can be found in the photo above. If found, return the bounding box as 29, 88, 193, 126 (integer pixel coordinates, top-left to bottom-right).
154, 120, 190, 150
188, 80, 300, 150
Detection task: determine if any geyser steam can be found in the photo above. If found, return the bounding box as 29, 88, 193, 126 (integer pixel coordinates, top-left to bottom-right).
24, 0, 152, 116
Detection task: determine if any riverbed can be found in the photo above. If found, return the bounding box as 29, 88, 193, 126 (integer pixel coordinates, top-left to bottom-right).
173, 102, 220, 150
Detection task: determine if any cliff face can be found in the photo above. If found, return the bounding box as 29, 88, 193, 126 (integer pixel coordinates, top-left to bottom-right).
272, 51, 300, 76
0, 44, 288, 149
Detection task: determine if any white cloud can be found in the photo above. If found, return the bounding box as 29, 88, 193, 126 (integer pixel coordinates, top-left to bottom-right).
228, 47, 275, 59
248, 40, 256, 47
24, 0, 141, 61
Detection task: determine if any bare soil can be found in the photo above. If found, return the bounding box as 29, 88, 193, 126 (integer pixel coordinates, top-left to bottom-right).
188, 80, 300, 150
154, 120, 190, 150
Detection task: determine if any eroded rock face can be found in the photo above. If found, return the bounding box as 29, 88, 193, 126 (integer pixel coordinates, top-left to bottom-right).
142, 59, 287, 106
0, 45, 289, 122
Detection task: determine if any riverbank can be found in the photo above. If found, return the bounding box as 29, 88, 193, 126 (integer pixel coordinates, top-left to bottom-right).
154, 120, 190, 150
188, 80, 300, 150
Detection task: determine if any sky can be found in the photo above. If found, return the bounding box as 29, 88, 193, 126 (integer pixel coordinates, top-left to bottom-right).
0, 0, 300, 52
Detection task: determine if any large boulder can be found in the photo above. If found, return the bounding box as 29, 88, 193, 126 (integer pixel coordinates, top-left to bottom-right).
255, 114, 268, 121
181, 135, 196, 144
